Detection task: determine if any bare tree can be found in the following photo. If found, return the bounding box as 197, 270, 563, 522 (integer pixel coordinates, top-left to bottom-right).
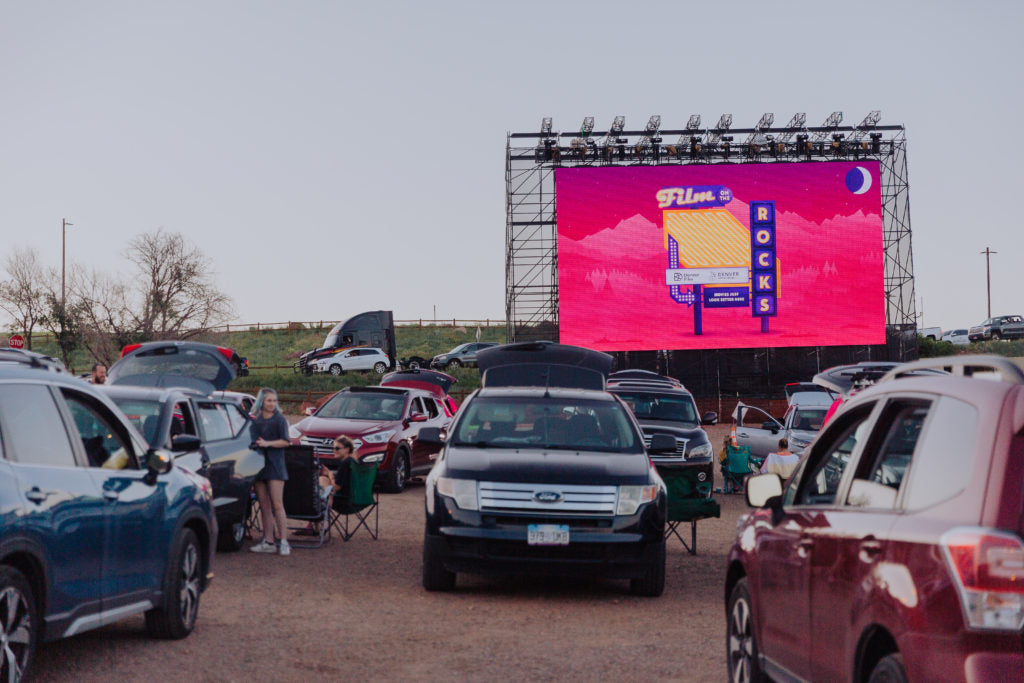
125, 228, 234, 338
0, 247, 47, 349
67, 265, 138, 367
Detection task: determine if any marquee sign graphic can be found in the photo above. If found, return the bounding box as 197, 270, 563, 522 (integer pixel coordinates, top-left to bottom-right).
662, 188, 778, 334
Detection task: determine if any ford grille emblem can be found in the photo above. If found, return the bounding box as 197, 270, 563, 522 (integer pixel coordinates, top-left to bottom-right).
534, 491, 562, 504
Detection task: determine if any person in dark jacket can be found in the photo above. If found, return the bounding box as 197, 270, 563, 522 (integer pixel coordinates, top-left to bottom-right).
249, 388, 292, 556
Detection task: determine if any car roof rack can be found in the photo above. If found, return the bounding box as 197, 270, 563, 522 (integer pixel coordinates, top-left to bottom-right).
0, 348, 67, 373
607, 379, 688, 392
879, 355, 1024, 385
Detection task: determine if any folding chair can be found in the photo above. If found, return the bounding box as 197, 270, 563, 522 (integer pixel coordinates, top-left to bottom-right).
721, 444, 755, 494
657, 466, 720, 555
329, 460, 379, 541
281, 446, 330, 548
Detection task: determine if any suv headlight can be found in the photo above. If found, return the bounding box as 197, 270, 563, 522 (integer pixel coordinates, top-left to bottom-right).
436, 477, 478, 511
688, 443, 713, 459
617, 485, 658, 516
362, 429, 396, 444
288, 425, 302, 439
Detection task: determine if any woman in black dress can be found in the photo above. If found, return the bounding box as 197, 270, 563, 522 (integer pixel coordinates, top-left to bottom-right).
249, 388, 292, 556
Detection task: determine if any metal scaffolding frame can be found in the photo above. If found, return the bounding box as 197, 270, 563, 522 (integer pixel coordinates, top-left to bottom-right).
505, 114, 917, 360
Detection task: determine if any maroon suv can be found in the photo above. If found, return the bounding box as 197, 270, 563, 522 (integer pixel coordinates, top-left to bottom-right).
291, 386, 450, 493
726, 356, 1024, 682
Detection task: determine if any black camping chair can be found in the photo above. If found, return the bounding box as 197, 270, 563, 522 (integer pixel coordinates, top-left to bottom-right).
282, 446, 330, 548
657, 466, 720, 555
329, 460, 379, 541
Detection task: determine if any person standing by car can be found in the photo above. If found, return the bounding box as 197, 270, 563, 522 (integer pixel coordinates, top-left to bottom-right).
89, 363, 107, 384
249, 388, 292, 556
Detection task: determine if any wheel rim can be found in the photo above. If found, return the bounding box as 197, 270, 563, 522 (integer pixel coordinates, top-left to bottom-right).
395, 457, 407, 490
0, 586, 31, 682
728, 595, 754, 683
448, 360, 460, 369
410, 361, 420, 369
330, 365, 341, 376
179, 543, 200, 629
233, 521, 245, 545
374, 363, 386, 374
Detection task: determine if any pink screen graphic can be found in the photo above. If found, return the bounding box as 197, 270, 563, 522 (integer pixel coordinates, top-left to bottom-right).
556, 162, 886, 351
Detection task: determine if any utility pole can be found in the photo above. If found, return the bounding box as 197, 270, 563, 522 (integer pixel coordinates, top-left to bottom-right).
981, 247, 997, 318
62, 218, 73, 312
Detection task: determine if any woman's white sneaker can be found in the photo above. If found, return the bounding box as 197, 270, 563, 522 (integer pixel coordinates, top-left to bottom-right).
249, 540, 277, 553
278, 539, 291, 556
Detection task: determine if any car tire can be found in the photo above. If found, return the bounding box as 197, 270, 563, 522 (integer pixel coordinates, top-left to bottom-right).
726, 577, 766, 683
373, 362, 387, 374
0, 566, 38, 682
216, 508, 248, 552
447, 359, 461, 370
868, 653, 907, 683
992, 331, 1002, 340
422, 534, 456, 592
146, 528, 202, 640
383, 449, 409, 493
329, 364, 344, 376
629, 539, 665, 596
408, 360, 421, 370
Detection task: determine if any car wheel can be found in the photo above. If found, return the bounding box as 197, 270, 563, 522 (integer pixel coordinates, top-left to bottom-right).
373, 362, 387, 374
216, 508, 248, 552
146, 528, 202, 640
422, 534, 456, 592
629, 539, 665, 597
992, 331, 1002, 340
447, 359, 461, 370
408, 360, 421, 370
383, 449, 408, 493
726, 577, 766, 683
329, 364, 344, 376
0, 566, 37, 682
868, 653, 906, 683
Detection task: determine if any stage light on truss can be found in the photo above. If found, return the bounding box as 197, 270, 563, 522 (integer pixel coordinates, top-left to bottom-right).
721, 135, 733, 159
580, 116, 595, 137
541, 117, 553, 136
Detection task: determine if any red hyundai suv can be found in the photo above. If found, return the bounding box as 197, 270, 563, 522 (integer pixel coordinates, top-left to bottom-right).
725, 356, 1024, 682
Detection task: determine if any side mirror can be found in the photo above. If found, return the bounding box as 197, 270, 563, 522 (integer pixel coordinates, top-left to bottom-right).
144, 448, 174, 485
746, 473, 783, 508
418, 427, 445, 447
171, 434, 202, 453
701, 411, 718, 426
648, 433, 677, 454
409, 413, 428, 423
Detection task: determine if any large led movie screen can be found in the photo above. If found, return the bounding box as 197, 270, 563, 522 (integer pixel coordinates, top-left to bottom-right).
556, 162, 886, 351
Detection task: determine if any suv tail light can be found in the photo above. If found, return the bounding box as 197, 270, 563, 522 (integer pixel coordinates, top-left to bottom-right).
120, 343, 142, 357
941, 527, 1024, 631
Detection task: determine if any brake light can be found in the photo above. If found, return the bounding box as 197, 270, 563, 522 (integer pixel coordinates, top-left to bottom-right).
941, 527, 1024, 631
216, 347, 235, 361
121, 343, 142, 357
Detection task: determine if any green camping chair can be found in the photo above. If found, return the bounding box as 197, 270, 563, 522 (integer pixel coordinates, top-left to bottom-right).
721, 444, 756, 494
657, 466, 721, 555
329, 461, 379, 541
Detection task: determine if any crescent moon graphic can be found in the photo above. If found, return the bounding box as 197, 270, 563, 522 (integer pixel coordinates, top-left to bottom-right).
853, 166, 872, 195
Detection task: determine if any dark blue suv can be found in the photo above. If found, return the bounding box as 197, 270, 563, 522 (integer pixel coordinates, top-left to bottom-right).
0, 350, 217, 680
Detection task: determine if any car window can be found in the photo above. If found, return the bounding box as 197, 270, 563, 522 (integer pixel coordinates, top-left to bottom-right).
62, 390, 136, 470
792, 408, 827, 431
611, 391, 699, 425
740, 405, 778, 428
846, 401, 929, 509
109, 397, 164, 445
423, 398, 439, 419
902, 396, 978, 510
0, 384, 77, 467
197, 402, 233, 441
225, 403, 250, 437
793, 404, 875, 506
318, 392, 406, 421
410, 397, 425, 416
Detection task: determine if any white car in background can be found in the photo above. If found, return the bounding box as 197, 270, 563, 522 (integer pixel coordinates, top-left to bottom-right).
311, 347, 391, 375
940, 328, 970, 345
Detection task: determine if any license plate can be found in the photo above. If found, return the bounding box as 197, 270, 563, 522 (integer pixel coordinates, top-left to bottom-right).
527, 524, 569, 546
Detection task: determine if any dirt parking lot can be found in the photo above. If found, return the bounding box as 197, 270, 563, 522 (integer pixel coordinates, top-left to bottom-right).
35, 426, 746, 682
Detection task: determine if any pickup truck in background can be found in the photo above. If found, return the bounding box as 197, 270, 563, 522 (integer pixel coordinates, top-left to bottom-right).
968, 314, 1024, 341
917, 326, 942, 340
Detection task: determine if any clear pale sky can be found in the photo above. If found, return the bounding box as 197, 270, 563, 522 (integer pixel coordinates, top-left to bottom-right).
1, 1, 1020, 332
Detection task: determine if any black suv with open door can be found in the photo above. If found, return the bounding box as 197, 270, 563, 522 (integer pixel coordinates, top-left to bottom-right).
420, 342, 671, 596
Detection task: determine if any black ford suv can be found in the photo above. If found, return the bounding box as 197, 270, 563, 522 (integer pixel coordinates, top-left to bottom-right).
420, 342, 671, 596
607, 371, 718, 495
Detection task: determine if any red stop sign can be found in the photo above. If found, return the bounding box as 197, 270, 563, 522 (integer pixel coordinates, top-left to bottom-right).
8, 335, 25, 349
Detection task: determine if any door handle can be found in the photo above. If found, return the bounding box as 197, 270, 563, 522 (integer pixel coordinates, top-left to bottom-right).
797, 536, 814, 557
103, 490, 120, 501
25, 488, 50, 504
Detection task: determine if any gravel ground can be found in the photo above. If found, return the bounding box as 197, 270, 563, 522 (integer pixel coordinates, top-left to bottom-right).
34, 425, 746, 682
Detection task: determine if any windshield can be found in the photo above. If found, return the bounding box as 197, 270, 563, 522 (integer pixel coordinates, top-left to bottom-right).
611, 391, 698, 426
791, 408, 827, 432
317, 392, 405, 421
109, 398, 163, 444
450, 396, 642, 453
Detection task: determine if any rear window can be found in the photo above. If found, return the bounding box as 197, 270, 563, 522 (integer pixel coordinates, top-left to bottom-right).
450, 396, 642, 453
109, 397, 163, 444
117, 347, 224, 382
611, 391, 698, 426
